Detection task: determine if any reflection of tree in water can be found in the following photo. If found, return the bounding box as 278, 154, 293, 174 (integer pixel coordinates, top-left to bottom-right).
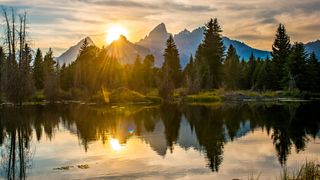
184, 105, 225, 172
160, 104, 182, 152
0, 102, 319, 175
245, 103, 320, 166
0, 108, 35, 180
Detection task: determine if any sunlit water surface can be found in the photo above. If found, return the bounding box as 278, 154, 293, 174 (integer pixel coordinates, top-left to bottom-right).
0, 102, 319, 179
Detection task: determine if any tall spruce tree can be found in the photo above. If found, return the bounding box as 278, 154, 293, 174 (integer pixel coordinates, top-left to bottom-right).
305, 52, 320, 91
160, 35, 181, 101
183, 55, 197, 93
18, 43, 35, 104
201, 18, 225, 89
285, 42, 307, 90
33, 48, 44, 90
246, 52, 257, 89
162, 35, 181, 88
130, 55, 144, 91
43, 48, 59, 102
223, 45, 242, 90
271, 24, 291, 89
142, 54, 155, 91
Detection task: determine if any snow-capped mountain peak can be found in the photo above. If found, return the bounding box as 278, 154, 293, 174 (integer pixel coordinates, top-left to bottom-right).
57, 36, 95, 65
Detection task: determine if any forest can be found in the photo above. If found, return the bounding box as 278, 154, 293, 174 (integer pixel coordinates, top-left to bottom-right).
1, 9, 320, 104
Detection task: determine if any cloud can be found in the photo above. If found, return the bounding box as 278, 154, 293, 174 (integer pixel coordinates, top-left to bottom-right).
0, 0, 318, 54
76, 0, 216, 12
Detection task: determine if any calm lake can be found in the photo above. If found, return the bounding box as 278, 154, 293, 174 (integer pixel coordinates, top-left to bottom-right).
0, 102, 319, 179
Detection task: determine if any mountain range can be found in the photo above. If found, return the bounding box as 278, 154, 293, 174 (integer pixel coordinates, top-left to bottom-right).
57, 23, 320, 67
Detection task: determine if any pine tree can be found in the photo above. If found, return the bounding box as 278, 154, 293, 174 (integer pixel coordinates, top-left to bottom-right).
160, 35, 181, 101
256, 56, 273, 90
201, 18, 225, 89
183, 55, 197, 93
33, 48, 44, 90
162, 35, 182, 88
285, 42, 307, 90
18, 43, 35, 104
305, 52, 319, 91
223, 45, 242, 90
130, 55, 144, 91
43, 48, 59, 102
142, 54, 155, 91
246, 52, 257, 89
271, 24, 291, 89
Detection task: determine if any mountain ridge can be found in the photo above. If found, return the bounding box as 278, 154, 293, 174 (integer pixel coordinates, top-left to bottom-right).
57, 23, 320, 67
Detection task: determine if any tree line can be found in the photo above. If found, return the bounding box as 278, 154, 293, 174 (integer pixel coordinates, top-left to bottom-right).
1, 9, 319, 104
158, 18, 320, 100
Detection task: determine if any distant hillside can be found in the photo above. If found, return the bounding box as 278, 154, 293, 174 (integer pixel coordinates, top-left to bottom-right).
305, 40, 320, 59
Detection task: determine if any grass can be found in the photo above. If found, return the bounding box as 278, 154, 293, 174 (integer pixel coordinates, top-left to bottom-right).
103, 87, 162, 104
242, 160, 320, 180
280, 160, 320, 180
185, 91, 223, 103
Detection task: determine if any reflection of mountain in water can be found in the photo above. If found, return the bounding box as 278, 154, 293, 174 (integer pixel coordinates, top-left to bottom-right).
177, 116, 201, 151
0, 102, 319, 176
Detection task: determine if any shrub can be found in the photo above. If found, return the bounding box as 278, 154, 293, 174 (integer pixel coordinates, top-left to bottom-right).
109, 87, 149, 103
186, 91, 222, 103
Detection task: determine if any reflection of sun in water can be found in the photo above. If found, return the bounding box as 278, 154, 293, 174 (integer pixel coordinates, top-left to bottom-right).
106, 26, 128, 44
110, 138, 122, 151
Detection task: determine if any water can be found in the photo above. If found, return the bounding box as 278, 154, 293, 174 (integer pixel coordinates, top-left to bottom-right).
0, 102, 319, 179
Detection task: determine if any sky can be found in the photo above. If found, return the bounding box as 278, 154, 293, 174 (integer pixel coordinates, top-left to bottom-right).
0, 0, 319, 56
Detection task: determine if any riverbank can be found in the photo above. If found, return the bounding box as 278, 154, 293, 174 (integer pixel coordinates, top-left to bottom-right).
1, 88, 320, 106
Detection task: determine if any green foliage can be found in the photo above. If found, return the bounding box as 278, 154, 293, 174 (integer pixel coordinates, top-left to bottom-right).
32, 90, 45, 102
196, 18, 225, 89
282, 88, 301, 98
160, 35, 181, 101
223, 45, 242, 90
109, 87, 149, 103
33, 48, 44, 90
285, 42, 308, 90
186, 91, 222, 103
304, 52, 320, 92
271, 24, 291, 90
43, 48, 60, 102
162, 35, 182, 88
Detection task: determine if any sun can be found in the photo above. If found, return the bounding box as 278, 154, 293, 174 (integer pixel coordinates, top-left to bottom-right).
109, 138, 122, 151
106, 26, 128, 44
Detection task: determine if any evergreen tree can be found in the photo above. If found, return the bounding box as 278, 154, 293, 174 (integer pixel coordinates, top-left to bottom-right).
200, 18, 225, 89
223, 45, 242, 90
33, 48, 44, 90
160, 35, 181, 101
256, 56, 273, 90
142, 54, 155, 91
17, 43, 35, 104
162, 35, 182, 88
130, 55, 144, 91
246, 52, 257, 89
271, 24, 291, 89
43, 48, 59, 102
183, 55, 198, 93
305, 52, 319, 91
285, 42, 307, 90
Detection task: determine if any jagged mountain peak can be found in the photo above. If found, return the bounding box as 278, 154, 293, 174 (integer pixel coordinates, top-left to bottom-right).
57, 36, 95, 65
150, 23, 167, 35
